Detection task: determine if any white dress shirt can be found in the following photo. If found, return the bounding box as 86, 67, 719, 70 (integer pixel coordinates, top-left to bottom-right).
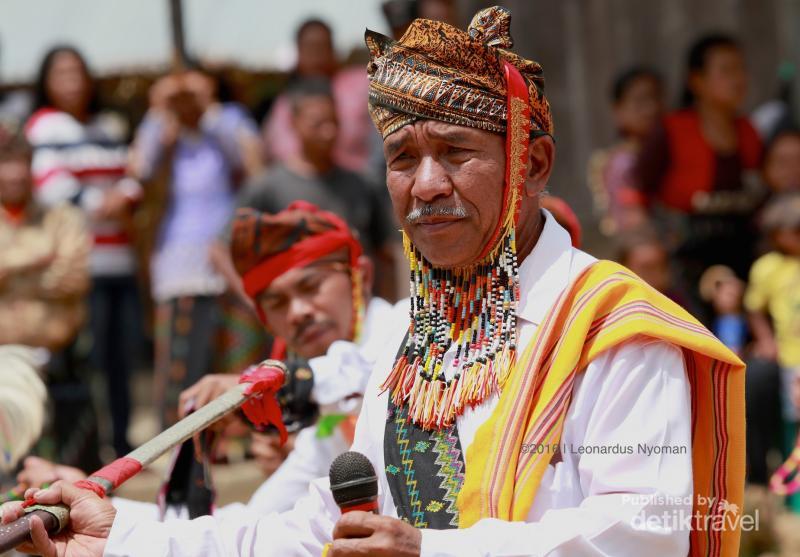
105, 210, 693, 556
110, 298, 397, 524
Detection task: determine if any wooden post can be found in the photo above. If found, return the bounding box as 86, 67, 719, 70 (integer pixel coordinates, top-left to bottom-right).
169, 0, 188, 70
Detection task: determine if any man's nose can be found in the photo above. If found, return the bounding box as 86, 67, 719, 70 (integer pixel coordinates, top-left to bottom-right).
410, 156, 453, 202
287, 296, 315, 326
318, 121, 338, 141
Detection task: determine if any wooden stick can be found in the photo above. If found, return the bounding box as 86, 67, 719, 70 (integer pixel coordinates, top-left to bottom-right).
0, 360, 286, 553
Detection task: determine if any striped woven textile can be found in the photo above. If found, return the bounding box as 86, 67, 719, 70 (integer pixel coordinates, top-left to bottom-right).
458, 260, 745, 557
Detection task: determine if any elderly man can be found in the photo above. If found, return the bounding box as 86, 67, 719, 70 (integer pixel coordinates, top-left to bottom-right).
4, 7, 744, 557
195, 202, 397, 514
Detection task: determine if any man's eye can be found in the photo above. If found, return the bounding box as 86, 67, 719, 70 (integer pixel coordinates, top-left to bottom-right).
298, 276, 325, 294
446, 146, 470, 156
390, 150, 417, 164
262, 298, 286, 311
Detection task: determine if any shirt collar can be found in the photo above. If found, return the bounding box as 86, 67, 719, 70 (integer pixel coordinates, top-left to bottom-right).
0, 201, 39, 227
516, 208, 579, 326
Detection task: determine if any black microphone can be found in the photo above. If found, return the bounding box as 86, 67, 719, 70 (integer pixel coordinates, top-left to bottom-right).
329, 451, 379, 514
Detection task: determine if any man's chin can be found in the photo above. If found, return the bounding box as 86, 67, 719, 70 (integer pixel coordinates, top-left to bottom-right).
413, 240, 481, 270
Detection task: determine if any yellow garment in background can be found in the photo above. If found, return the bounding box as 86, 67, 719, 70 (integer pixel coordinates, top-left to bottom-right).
744, 251, 800, 366
459, 260, 746, 557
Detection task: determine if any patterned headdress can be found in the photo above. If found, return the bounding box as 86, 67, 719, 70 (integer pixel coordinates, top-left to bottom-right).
230, 201, 365, 340
366, 6, 553, 139
368, 6, 552, 429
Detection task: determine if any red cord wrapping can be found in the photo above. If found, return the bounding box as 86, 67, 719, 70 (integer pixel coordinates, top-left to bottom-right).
73, 457, 143, 498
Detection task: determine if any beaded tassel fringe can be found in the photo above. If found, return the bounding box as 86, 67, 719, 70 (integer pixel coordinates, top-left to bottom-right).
381, 229, 521, 430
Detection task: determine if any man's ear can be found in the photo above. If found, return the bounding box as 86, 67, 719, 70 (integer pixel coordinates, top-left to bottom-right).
524, 135, 555, 198
356, 255, 375, 300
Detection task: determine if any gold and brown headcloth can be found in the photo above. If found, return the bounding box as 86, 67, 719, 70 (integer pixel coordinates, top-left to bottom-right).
366, 5, 552, 262
365, 5, 553, 139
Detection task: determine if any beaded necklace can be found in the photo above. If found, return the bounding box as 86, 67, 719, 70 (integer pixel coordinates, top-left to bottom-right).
381, 227, 520, 430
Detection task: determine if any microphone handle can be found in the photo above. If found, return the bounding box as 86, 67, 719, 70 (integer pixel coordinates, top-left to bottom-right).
339, 498, 379, 514
0, 509, 61, 554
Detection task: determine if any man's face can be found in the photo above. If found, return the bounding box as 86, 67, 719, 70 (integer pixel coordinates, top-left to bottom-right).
0, 156, 33, 206
256, 262, 354, 359
383, 120, 505, 268
292, 95, 338, 159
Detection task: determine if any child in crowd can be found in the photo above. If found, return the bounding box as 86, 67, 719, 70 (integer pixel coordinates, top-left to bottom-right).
588, 67, 664, 236
699, 265, 748, 356
745, 192, 800, 512
746, 192, 800, 402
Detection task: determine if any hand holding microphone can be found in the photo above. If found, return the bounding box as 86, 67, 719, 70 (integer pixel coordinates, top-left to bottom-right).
327, 451, 421, 557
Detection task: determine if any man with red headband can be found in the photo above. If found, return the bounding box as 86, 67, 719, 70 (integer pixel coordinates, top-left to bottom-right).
4, 7, 745, 557
178, 201, 397, 517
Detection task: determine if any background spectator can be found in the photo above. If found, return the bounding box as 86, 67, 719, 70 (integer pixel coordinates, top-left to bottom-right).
231, 79, 398, 300
744, 191, 800, 512
130, 69, 261, 428
698, 264, 748, 356
634, 34, 763, 319
745, 192, 800, 394
587, 67, 664, 236
24, 45, 142, 457
616, 227, 689, 309
761, 127, 800, 195
0, 128, 98, 471
261, 19, 373, 174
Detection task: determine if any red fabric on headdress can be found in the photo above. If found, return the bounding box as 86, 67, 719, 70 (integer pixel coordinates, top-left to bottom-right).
477, 60, 531, 260
241, 202, 362, 299
243, 231, 357, 298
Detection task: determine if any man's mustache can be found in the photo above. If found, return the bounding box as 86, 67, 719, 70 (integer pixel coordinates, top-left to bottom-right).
406, 203, 468, 224
292, 317, 333, 344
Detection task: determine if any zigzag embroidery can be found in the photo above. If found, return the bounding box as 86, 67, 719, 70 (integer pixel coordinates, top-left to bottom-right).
432, 80, 456, 103
431, 426, 465, 527
395, 410, 428, 527
446, 85, 470, 109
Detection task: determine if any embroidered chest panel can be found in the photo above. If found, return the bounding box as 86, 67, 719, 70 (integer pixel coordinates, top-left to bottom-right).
384, 399, 466, 529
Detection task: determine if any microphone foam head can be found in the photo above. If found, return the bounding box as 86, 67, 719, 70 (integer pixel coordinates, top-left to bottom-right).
329, 451, 378, 507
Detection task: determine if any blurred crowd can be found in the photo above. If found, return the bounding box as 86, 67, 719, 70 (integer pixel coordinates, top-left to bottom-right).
0, 0, 455, 481
0, 1, 799, 553
587, 33, 800, 542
